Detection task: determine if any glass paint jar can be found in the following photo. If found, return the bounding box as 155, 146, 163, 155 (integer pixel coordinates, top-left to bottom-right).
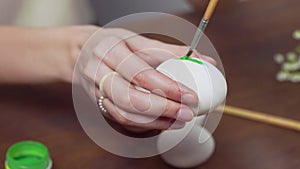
5, 141, 52, 169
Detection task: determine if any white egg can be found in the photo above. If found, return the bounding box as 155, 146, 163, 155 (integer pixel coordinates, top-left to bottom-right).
156, 58, 227, 115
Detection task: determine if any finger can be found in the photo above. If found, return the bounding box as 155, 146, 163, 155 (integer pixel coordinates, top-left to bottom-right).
193, 50, 217, 66
80, 54, 103, 99
93, 37, 198, 106
83, 55, 114, 102
88, 54, 193, 121
102, 73, 194, 122
134, 47, 217, 68
126, 36, 216, 66
94, 28, 216, 66
92, 57, 194, 122
103, 98, 186, 130
83, 53, 113, 86
131, 47, 178, 68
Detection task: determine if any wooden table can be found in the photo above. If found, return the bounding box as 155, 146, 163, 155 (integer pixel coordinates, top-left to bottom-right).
1, 0, 300, 168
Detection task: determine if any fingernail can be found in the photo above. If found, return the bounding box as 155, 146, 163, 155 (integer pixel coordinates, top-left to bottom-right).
176, 107, 194, 121
191, 53, 201, 58
182, 93, 198, 106
170, 121, 186, 129
202, 55, 217, 65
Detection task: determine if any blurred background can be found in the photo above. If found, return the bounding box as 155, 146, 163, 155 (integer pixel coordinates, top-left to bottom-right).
0, 0, 300, 169
0, 0, 192, 26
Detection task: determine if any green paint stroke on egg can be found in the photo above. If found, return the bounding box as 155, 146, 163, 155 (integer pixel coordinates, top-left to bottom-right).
177, 56, 204, 65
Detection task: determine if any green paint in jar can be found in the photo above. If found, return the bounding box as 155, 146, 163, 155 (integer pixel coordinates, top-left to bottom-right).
5, 141, 52, 169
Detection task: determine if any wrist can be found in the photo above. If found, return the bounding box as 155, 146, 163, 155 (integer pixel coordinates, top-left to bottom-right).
56, 25, 99, 83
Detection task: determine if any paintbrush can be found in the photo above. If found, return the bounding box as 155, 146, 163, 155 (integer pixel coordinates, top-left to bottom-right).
186, 0, 219, 57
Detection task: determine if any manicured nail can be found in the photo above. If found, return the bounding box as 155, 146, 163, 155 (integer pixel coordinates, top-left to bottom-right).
182, 93, 198, 106
200, 55, 217, 65
176, 107, 194, 121
170, 121, 186, 129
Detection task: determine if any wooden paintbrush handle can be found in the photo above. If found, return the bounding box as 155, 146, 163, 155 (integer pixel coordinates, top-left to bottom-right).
223, 105, 300, 132
204, 0, 219, 20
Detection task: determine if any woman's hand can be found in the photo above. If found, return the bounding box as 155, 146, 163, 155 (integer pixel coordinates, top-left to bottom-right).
80, 28, 216, 131
0, 25, 215, 131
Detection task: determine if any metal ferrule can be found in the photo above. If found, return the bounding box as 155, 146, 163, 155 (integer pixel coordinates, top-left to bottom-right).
187, 18, 210, 56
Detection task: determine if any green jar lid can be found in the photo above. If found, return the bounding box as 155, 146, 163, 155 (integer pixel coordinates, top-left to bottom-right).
6, 141, 51, 169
